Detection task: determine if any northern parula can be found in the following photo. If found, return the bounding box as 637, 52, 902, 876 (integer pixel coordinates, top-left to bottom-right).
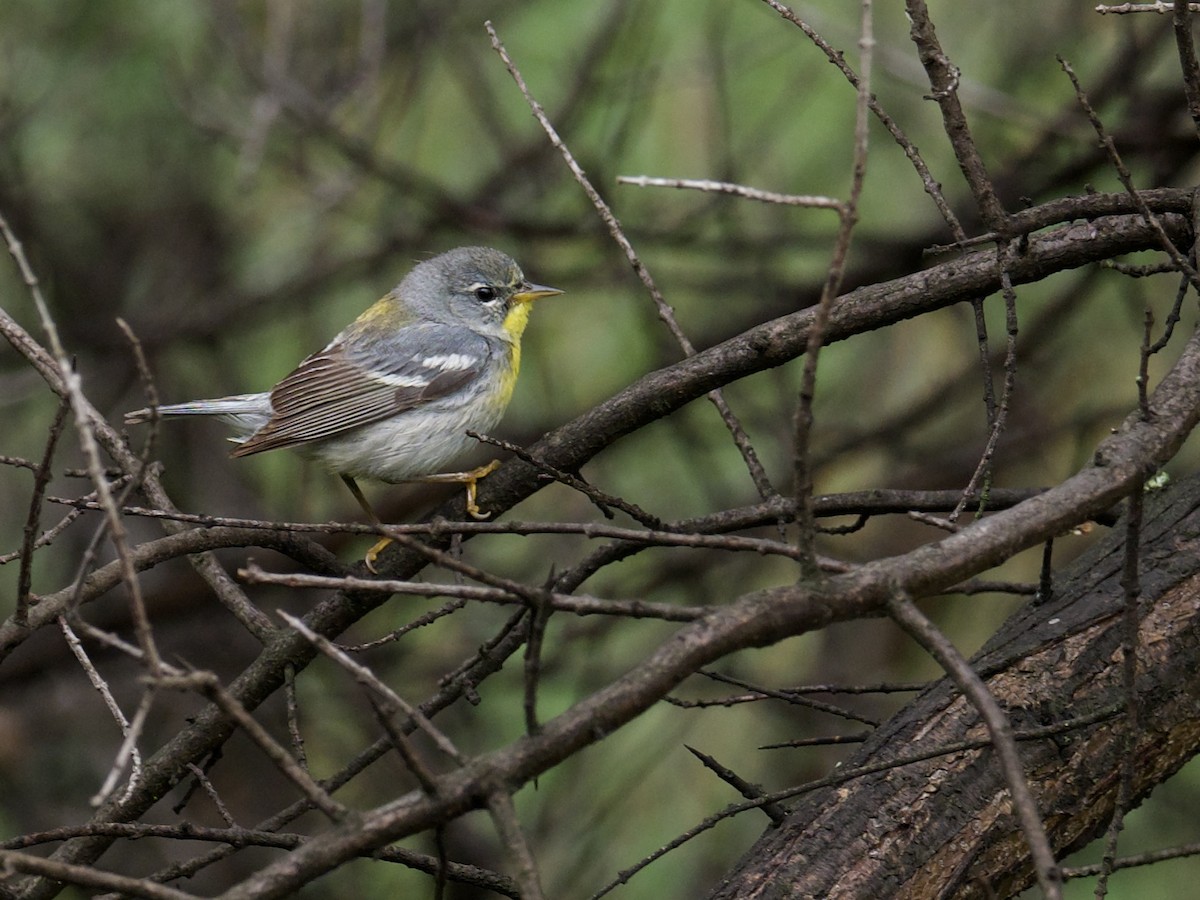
126, 246, 562, 564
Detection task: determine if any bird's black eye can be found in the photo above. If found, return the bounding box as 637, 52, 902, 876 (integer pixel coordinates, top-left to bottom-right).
473, 285, 497, 302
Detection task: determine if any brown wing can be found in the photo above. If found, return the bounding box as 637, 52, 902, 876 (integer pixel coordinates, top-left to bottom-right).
230, 325, 488, 457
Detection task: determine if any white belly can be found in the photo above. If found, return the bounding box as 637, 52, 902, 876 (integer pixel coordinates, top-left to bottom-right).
304, 403, 504, 483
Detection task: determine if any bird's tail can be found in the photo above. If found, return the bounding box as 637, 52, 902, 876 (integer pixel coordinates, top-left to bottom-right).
125, 393, 271, 439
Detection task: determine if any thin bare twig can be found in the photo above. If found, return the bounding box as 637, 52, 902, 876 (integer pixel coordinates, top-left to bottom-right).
1096, 1, 1200, 12
2, 821, 517, 896
469, 431, 664, 527
0, 504, 86, 566
885, 589, 1062, 900
485, 20, 779, 504
185, 763, 238, 828
485, 790, 546, 900
758, 733, 869, 749
0, 850, 197, 900
49, 484, 1058, 535
278, 610, 464, 763
57, 616, 155, 808
1059, 56, 1200, 295
157, 671, 350, 823
283, 664, 308, 773
338, 597, 469, 651
1094, 486, 1146, 897
616, 176, 841, 209
522, 592, 551, 737
116, 317, 159, 494
791, 0, 874, 571
241, 564, 707, 623
1063, 840, 1200, 878
968, 295, 999, 436
698, 670, 879, 726
950, 249, 1020, 523
16, 394, 69, 623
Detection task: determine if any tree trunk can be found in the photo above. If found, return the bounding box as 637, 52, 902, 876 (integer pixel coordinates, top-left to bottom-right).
712, 475, 1200, 898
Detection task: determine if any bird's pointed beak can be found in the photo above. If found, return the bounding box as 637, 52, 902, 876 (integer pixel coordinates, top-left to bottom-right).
512, 282, 564, 304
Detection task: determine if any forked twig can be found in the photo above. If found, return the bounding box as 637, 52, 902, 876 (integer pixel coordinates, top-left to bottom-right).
1059, 56, 1200, 294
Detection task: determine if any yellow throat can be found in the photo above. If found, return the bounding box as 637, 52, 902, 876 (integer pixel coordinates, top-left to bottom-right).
496, 301, 534, 407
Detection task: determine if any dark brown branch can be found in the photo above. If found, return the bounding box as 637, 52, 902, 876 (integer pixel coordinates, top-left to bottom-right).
1174, 0, 1200, 137
904, 0, 1007, 229
2, 822, 518, 897
0, 849, 196, 899
712, 475, 1200, 897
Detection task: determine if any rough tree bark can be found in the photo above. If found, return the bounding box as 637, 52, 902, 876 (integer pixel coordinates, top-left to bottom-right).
712, 475, 1200, 898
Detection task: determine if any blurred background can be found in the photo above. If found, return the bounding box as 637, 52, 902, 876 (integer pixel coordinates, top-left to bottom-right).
1, 1, 1199, 896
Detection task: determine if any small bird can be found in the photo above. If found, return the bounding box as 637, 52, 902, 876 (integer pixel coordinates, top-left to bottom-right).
126, 246, 562, 568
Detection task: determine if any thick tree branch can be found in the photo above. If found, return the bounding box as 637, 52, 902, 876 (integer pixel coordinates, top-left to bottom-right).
712, 475, 1200, 897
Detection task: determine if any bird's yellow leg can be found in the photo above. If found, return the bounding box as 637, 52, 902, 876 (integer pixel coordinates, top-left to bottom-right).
415, 459, 501, 519
343, 462, 501, 572
341, 475, 393, 573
